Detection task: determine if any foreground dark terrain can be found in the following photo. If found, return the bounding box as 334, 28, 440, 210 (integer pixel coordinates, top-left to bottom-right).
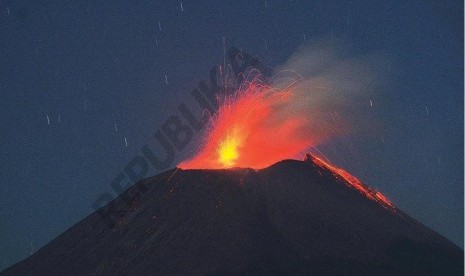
2, 154, 463, 275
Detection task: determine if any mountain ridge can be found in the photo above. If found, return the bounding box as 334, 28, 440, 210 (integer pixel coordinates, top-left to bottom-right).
2, 154, 462, 275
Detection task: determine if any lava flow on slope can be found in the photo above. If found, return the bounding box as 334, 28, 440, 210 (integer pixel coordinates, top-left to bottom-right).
306, 153, 395, 211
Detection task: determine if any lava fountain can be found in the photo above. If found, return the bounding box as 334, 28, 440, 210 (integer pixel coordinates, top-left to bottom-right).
179, 74, 345, 169
180, 41, 386, 171
179, 41, 393, 210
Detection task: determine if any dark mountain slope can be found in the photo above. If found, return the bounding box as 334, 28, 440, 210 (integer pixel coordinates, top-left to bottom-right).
2, 155, 462, 275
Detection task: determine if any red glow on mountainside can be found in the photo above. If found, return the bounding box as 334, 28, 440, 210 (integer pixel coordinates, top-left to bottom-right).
307, 154, 395, 211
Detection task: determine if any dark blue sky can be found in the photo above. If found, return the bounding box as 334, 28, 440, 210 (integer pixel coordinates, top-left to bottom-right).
0, 0, 463, 271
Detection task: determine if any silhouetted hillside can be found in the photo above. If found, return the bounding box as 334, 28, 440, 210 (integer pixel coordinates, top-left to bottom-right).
2, 154, 462, 275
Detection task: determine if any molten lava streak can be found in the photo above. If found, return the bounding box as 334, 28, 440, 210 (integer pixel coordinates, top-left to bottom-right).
308, 154, 395, 211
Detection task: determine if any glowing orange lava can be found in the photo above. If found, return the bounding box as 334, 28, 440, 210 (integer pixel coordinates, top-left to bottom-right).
178, 76, 394, 211
179, 78, 336, 169
308, 154, 395, 211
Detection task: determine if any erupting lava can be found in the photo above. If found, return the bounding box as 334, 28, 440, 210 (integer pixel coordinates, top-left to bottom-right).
177, 73, 395, 211
179, 77, 341, 169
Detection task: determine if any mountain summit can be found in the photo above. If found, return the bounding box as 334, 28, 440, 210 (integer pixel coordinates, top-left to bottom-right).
2, 154, 462, 275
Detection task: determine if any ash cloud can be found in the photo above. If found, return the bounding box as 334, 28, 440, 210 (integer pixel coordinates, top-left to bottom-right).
270, 38, 391, 143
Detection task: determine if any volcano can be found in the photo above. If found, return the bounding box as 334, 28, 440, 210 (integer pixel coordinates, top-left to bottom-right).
2, 154, 462, 275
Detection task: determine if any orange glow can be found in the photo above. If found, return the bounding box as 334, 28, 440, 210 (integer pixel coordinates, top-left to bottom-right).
308, 154, 395, 211
178, 75, 394, 211
217, 128, 240, 167
179, 78, 338, 169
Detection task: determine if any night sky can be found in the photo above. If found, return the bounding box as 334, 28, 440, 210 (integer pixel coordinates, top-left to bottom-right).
0, 0, 463, 271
